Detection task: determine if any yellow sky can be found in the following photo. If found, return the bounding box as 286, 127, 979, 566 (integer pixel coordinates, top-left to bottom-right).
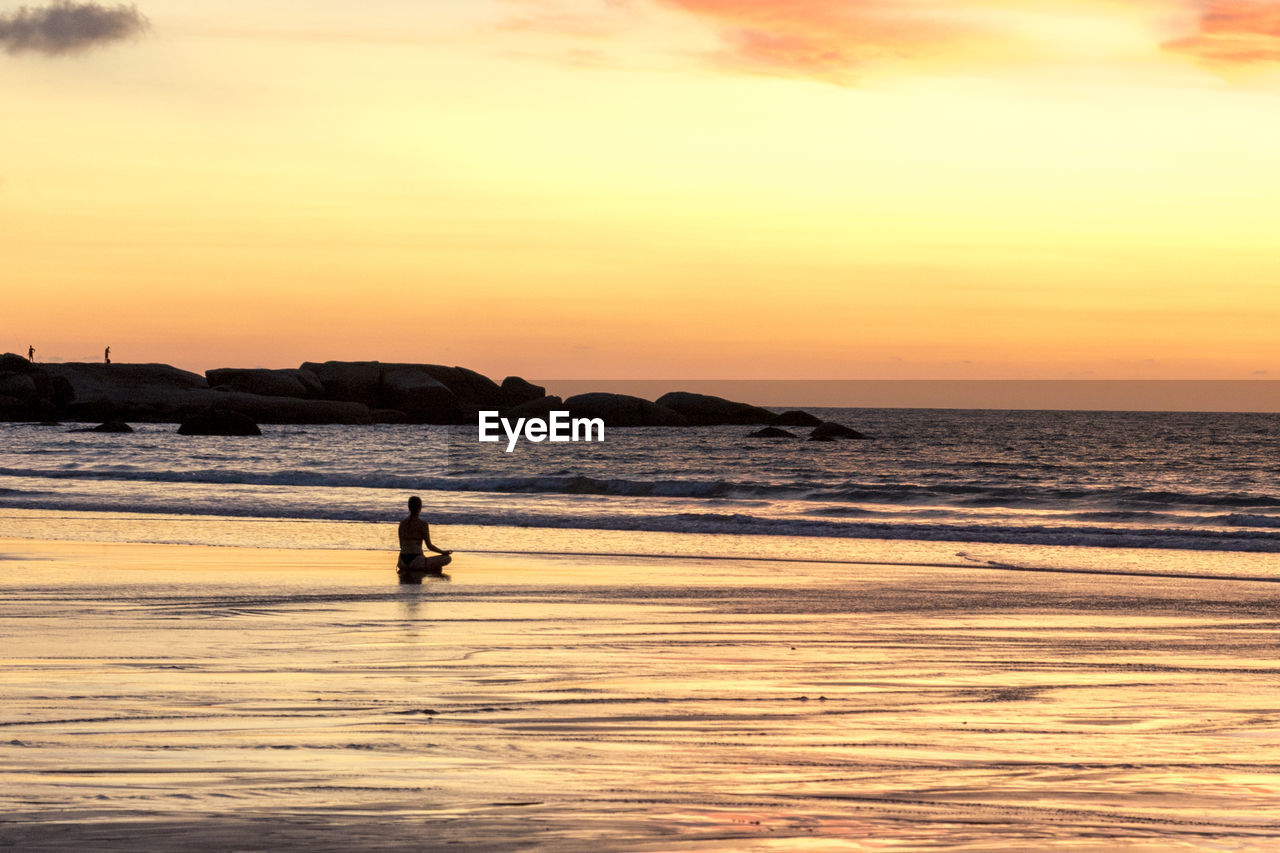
3, 0, 1280, 379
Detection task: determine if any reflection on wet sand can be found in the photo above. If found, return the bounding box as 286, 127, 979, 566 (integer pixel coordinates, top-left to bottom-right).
2, 539, 1279, 851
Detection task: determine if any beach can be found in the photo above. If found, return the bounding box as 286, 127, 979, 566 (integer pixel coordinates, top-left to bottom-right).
4, 531, 1280, 850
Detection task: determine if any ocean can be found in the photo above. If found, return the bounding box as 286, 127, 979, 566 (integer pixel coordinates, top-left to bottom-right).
2, 408, 1277, 556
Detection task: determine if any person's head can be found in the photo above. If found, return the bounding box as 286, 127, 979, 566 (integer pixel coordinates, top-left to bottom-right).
407, 495, 422, 516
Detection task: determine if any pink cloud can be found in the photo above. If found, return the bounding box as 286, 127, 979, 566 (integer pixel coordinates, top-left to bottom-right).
1164, 1, 1280, 64
659, 0, 987, 82
496, 0, 1280, 83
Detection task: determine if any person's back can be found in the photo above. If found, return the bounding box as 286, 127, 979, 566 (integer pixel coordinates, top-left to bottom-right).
397, 495, 451, 577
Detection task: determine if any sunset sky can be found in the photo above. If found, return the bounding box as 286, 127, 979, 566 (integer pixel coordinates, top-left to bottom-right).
4, 0, 1280, 380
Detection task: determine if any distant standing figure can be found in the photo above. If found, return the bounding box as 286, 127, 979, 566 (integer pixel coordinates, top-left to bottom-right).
27, 345, 34, 362
397, 495, 452, 576
104, 346, 110, 365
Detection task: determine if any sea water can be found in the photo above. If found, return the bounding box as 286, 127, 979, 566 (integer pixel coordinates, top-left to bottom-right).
1, 409, 1278, 555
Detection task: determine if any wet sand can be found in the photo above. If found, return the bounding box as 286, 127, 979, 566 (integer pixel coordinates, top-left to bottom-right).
2, 537, 1280, 850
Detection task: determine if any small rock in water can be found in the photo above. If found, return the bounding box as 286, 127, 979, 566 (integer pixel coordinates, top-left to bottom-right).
748, 426, 797, 439
92, 420, 133, 433
809, 421, 869, 440
68, 420, 133, 433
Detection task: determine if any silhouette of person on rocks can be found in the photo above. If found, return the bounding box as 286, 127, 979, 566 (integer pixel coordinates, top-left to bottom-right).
104, 346, 110, 365
27, 345, 34, 362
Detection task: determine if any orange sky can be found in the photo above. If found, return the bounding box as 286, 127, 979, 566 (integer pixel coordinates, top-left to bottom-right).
4, 0, 1280, 380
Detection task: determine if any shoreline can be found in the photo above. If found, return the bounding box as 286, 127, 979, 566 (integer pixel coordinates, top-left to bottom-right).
4, 503, 1280, 584
4, 533, 1280, 587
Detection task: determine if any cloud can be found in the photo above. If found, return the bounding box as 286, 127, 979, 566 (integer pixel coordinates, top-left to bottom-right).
497, 0, 1280, 84
1164, 1, 1280, 64
657, 0, 987, 83
0, 1, 148, 56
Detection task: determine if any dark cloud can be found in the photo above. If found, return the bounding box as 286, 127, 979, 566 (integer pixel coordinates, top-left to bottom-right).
0, 1, 148, 56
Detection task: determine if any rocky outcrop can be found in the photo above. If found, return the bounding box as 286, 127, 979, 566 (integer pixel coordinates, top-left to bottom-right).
178, 409, 262, 436
499, 376, 546, 407
810, 421, 869, 440
499, 395, 564, 421
206, 368, 323, 399
655, 392, 776, 426
773, 410, 823, 427
0, 353, 71, 421
564, 393, 688, 427
1, 355, 871, 435
749, 426, 798, 438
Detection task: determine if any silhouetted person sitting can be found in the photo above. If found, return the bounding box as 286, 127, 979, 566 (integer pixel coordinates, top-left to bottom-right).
397, 495, 451, 576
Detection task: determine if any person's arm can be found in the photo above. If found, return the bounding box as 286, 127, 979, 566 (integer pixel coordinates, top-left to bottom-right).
421, 523, 451, 556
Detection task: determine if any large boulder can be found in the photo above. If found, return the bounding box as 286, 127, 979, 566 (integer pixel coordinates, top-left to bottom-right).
655, 391, 776, 426
499, 395, 563, 421
206, 368, 323, 399
810, 421, 869, 440
378, 364, 463, 423
0, 372, 38, 398
178, 409, 262, 436
564, 393, 688, 427
43, 362, 206, 421
499, 376, 546, 407
300, 361, 382, 407
773, 410, 823, 427
416, 365, 504, 407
